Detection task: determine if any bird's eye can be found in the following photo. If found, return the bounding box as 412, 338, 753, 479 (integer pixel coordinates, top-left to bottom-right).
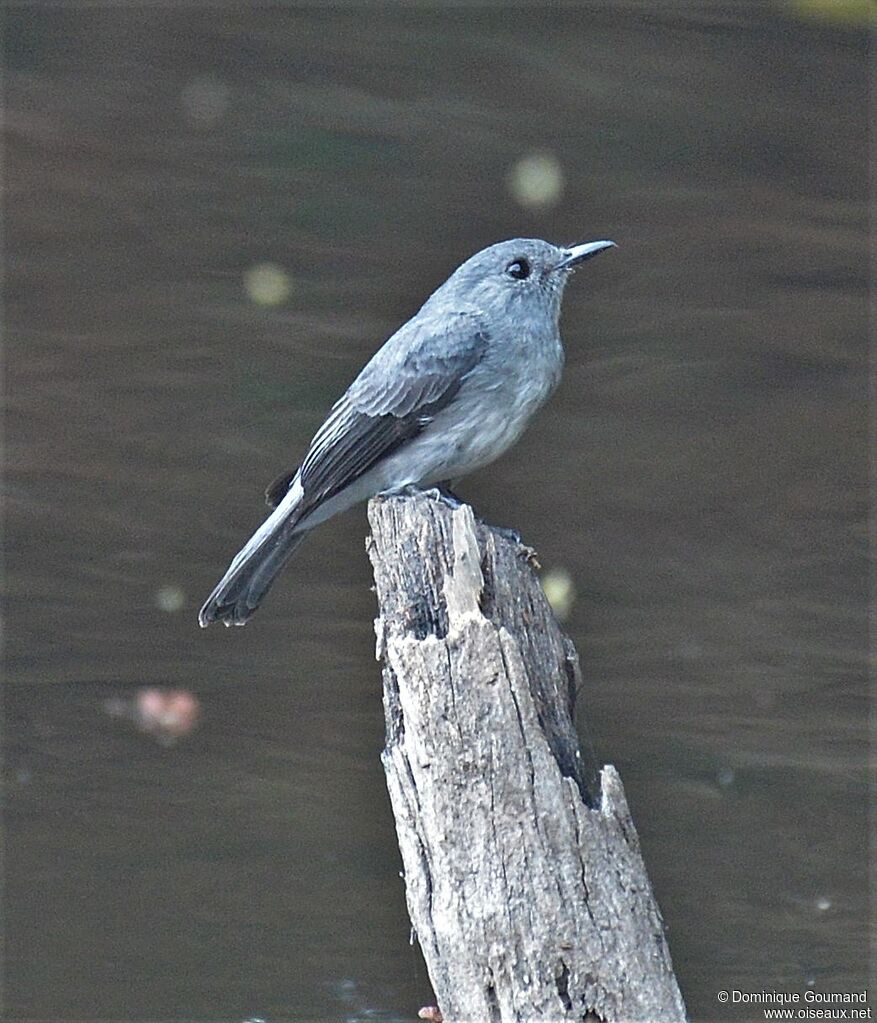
506, 258, 531, 280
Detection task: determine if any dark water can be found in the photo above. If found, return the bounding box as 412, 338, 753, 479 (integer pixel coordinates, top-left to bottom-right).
4, 5, 869, 1022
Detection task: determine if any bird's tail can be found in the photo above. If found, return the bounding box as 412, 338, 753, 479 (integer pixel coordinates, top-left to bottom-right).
199, 499, 308, 627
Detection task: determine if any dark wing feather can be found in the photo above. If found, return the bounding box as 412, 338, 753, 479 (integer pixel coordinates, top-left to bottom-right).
265, 467, 299, 508
265, 312, 489, 514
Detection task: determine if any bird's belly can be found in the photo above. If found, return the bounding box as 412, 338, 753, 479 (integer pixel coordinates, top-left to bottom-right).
411, 371, 556, 483
433, 402, 532, 477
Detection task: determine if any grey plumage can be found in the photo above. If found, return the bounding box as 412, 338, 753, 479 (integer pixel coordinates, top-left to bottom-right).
199, 236, 615, 627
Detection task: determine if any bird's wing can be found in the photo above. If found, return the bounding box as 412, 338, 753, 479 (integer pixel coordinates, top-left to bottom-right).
265, 311, 489, 513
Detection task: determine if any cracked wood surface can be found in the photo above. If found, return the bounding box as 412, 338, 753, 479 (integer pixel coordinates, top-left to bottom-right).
367, 493, 687, 1023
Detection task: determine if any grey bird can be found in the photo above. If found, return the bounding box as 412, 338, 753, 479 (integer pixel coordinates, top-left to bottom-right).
199, 237, 615, 627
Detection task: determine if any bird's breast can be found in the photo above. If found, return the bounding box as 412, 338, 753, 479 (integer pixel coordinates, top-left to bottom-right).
422, 330, 563, 478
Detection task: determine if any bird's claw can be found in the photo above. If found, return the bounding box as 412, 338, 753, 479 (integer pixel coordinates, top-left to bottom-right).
390, 483, 463, 510
423, 486, 463, 509
387, 488, 538, 563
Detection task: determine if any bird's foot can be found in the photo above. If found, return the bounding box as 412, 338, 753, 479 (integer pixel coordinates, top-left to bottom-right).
384, 486, 538, 563
390, 482, 463, 510
424, 483, 463, 509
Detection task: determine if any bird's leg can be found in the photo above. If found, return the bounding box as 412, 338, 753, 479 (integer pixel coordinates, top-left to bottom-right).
384, 484, 535, 561
425, 486, 523, 544
420, 482, 463, 509
430, 480, 464, 509
388, 481, 464, 509
385, 482, 462, 509
429, 483, 526, 545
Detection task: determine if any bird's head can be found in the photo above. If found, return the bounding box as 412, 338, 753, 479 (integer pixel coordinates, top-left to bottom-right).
433, 237, 616, 324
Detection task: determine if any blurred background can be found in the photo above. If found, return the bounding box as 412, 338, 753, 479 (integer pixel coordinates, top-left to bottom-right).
4, 4, 870, 1021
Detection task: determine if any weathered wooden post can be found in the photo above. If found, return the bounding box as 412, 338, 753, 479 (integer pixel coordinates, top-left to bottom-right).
367, 492, 687, 1023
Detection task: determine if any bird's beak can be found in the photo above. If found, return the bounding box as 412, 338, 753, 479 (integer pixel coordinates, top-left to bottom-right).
554, 239, 617, 270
